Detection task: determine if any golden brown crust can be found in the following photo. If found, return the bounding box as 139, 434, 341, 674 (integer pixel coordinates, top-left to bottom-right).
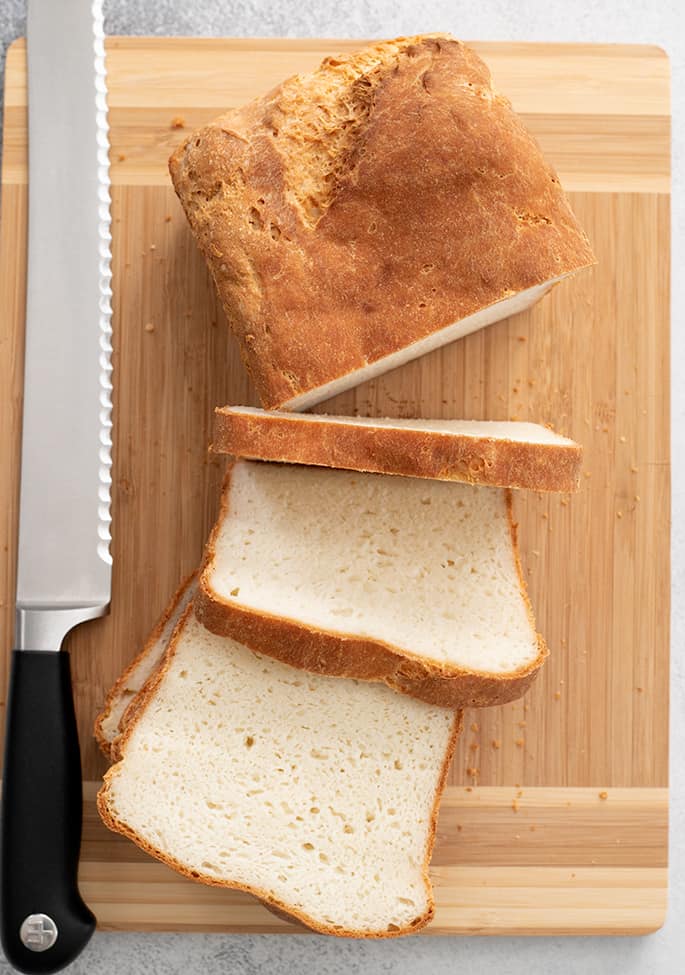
196, 466, 548, 709
169, 34, 595, 410
213, 407, 582, 492
93, 573, 197, 759
97, 606, 463, 938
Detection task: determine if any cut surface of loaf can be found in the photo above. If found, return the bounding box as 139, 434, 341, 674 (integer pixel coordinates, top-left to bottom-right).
98, 608, 460, 937
212, 406, 582, 491
197, 461, 546, 708
169, 34, 596, 410
94, 574, 196, 759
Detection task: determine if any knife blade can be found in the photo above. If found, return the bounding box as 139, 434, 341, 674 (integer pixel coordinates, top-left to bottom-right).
1, 0, 112, 970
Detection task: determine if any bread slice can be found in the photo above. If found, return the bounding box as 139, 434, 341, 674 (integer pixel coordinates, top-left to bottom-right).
212, 406, 582, 492
169, 34, 595, 411
98, 606, 460, 937
94, 574, 196, 759
197, 460, 546, 708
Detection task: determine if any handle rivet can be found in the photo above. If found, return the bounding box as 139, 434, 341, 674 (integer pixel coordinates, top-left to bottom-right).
19, 913, 58, 952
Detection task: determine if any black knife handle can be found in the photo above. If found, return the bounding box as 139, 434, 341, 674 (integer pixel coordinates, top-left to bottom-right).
1, 650, 94, 973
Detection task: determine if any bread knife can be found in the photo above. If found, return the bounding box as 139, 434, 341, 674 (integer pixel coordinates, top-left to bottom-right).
1, 0, 112, 970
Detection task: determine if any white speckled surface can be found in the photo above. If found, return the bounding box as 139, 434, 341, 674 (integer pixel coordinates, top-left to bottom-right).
0, 1, 682, 972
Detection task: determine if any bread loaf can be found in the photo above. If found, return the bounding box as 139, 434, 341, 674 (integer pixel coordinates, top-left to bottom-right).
98, 605, 460, 937
169, 34, 595, 410
212, 406, 582, 491
197, 460, 546, 708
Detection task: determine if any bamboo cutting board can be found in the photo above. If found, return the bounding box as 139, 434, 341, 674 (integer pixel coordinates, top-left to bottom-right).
0, 38, 670, 935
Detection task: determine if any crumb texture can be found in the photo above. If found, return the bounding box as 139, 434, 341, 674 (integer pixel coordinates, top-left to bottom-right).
208, 462, 539, 674
101, 614, 456, 935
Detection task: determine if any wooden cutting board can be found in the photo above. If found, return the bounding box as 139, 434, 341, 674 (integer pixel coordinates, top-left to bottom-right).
0, 38, 670, 936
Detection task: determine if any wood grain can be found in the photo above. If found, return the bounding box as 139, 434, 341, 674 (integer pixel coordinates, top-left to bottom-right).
1, 38, 670, 192
0, 38, 670, 935
74, 784, 666, 935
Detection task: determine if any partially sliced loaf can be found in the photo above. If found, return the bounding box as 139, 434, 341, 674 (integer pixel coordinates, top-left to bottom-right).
197, 460, 546, 708
94, 574, 196, 759
212, 406, 582, 492
169, 34, 595, 411
98, 606, 460, 937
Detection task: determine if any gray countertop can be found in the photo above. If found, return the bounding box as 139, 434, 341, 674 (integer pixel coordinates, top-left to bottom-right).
1, 1, 682, 972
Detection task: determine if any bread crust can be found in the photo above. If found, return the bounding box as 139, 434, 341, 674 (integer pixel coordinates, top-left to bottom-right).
93, 573, 196, 759
97, 605, 463, 938
213, 407, 582, 492
169, 34, 596, 410
196, 465, 548, 709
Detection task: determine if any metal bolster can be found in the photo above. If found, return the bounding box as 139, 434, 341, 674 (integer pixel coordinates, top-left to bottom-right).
15, 604, 109, 652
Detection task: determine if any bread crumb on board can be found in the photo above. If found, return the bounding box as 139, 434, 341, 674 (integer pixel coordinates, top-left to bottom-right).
171, 115, 186, 129
599, 791, 608, 800
491, 739, 501, 750
144, 322, 155, 333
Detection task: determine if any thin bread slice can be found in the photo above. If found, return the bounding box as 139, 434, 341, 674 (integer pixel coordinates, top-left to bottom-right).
94, 574, 196, 759
169, 34, 595, 411
98, 606, 460, 937
197, 460, 547, 708
212, 406, 582, 492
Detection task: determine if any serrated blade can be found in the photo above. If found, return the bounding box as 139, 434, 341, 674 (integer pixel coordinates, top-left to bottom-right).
16, 0, 112, 645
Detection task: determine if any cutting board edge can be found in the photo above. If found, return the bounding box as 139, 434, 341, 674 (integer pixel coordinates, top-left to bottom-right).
0, 36, 671, 939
